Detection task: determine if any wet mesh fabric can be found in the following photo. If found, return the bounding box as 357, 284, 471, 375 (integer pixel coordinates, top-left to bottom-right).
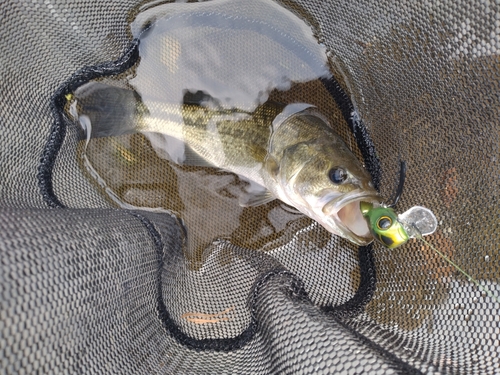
1, 0, 499, 374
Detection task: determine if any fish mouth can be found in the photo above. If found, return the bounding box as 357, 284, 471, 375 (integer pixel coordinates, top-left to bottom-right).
323, 191, 380, 245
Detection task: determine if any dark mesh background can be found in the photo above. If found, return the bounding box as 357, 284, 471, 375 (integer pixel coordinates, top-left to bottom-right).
1, 0, 499, 374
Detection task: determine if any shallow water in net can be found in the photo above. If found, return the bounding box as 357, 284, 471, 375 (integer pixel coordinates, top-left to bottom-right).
69, 0, 366, 269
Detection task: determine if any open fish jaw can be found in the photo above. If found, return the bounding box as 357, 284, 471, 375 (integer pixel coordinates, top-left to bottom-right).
322, 192, 380, 245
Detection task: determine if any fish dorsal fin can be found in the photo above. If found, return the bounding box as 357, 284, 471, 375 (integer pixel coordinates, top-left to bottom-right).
271, 103, 316, 131
182, 89, 221, 108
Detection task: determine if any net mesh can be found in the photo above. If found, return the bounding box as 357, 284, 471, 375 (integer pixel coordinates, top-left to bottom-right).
1, 0, 499, 374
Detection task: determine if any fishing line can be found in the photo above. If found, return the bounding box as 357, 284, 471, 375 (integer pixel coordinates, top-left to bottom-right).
415, 234, 500, 305
387, 160, 406, 208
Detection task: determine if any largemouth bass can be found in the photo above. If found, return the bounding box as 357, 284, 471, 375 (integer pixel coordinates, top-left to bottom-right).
74, 82, 380, 245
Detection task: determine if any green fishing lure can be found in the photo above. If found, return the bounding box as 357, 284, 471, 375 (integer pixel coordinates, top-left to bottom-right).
360, 202, 409, 249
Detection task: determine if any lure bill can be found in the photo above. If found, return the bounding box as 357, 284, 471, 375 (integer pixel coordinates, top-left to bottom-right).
361, 202, 499, 304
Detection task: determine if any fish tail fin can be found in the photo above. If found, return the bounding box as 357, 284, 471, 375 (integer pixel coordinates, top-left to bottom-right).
74, 82, 147, 138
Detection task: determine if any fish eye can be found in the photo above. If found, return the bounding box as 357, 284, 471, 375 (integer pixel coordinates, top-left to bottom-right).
377, 216, 392, 230
328, 167, 347, 184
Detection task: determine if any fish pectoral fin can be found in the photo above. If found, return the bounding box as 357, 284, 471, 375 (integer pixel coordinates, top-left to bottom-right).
239, 186, 275, 207
264, 155, 279, 178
